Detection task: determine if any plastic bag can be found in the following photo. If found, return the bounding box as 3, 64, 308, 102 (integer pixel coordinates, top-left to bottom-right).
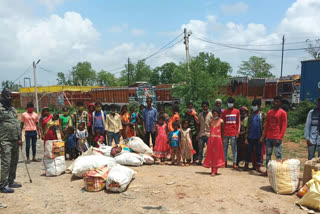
141, 154, 154, 165
268, 159, 300, 194
297, 170, 320, 210
83, 167, 110, 192
302, 158, 320, 185
44, 140, 65, 159
127, 137, 152, 154
72, 155, 116, 177
106, 165, 136, 193
44, 156, 66, 176
114, 153, 144, 166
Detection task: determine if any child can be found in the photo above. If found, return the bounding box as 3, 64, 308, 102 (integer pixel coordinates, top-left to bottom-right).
53, 113, 60, 130
44, 121, 58, 143
76, 122, 89, 155
94, 129, 105, 148
180, 119, 194, 166
66, 126, 76, 160
168, 105, 180, 132
153, 115, 170, 165
168, 120, 181, 165
203, 108, 225, 176
129, 106, 136, 136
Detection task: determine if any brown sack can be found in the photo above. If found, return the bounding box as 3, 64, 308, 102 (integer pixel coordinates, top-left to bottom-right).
302, 158, 320, 186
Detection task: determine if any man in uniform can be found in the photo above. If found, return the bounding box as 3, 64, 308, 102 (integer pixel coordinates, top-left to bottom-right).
0, 88, 22, 193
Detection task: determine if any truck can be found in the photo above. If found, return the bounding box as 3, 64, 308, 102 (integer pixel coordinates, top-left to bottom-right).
300, 59, 320, 102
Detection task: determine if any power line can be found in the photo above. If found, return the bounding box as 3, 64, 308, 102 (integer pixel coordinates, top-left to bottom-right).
13, 64, 32, 83
191, 34, 320, 52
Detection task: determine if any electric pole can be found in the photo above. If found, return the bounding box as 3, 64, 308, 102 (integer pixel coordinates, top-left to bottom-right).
33, 59, 40, 113
280, 35, 285, 78
128, 57, 130, 86
184, 28, 191, 75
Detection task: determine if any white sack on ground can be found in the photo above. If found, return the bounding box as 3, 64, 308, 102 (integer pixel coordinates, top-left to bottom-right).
114, 153, 144, 166
44, 156, 66, 176
72, 155, 116, 177
141, 154, 154, 165
106, 164, 136, 193
128, 137, 152, 154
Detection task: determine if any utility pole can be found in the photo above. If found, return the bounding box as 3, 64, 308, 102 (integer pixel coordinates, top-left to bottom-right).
127, 57, 130, 86
184, 28, 191, 75
33, 59, 40, 113
280, 35, 285, 78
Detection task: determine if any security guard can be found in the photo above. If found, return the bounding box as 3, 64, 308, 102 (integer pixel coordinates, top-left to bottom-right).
0, 88, 22, 193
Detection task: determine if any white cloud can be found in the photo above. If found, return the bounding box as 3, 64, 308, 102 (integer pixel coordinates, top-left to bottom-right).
38, 0, 65, 11
131, 28, 145, 36
221, 2, 248, 16
107, 24, 128, 33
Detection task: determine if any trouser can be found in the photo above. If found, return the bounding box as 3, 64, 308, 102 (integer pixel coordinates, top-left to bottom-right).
25, 131, 37, 159
144, 131, 156, 148
108, 132, 120, 146
307, 144, 320, 160
246, 138, 262, 166
223, 136, 237, 163
0, 140, 19, 188
192, 134, 198, 161
198, 136, 209, 163
266, 139, 282, 167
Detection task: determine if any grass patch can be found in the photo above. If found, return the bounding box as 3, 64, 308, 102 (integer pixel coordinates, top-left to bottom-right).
283, 124, 305, 143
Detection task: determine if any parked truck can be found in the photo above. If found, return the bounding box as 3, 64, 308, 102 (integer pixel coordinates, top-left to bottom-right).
300, 59, 320, 102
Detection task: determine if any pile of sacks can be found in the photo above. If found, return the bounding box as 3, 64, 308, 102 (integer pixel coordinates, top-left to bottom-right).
43, 140, 66, 176
65, 136, 154, 192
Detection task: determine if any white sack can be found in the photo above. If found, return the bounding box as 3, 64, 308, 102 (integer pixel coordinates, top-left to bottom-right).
141, 154, 154, 165
114, 153, 144, 166
106, 164, 136, 193
128, 137, 152, 154
44, 156, 66, 176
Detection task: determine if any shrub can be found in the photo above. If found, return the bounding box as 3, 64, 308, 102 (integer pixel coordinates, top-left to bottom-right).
287, 100, 316, 128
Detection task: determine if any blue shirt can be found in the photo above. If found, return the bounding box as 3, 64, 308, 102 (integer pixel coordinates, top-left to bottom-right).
143, 107, 158, 132
67, 133, 76, 148
131, 113, 136, 124
248, 113, 262, 139
169, 130, 180, 147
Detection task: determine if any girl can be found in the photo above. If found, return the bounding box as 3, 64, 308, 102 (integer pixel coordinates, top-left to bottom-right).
180, 119, 194, 166
168, 105, 180, 132
168, 121, 181, 165
44, 121, 58, 143
237, 106, 249, 167
94, 129, 105, 148
76, 122, 89, 156
66, 126, 76, 160
129, 106, 136, 136
59, 107, 72, 141
136, 104, 145, 139
203, 108, 225, 176
153, 115, 170, 165
120, 105, 133, 139
40, 107, 53, 141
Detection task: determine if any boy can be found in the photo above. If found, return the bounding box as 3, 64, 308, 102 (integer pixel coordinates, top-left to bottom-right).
221, 97, 240, 169
73, 101, 89, 131
262, 96, 287, 176
91, 102, 106, 146
105, 104, 123, 146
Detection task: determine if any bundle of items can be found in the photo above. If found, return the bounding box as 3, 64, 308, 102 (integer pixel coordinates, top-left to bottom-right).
297, 170, 320, 211
302, 158, 320, 186
127, 137, 153, 154
43, 140, 66, 176
115, 153, 144, 166
268, 159, 300, 194
106, 164, 136, 193
83, 167, 110, 192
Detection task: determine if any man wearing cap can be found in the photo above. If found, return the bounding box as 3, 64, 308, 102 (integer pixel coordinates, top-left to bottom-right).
305, 97, 320, 160
0, 88, 22, 193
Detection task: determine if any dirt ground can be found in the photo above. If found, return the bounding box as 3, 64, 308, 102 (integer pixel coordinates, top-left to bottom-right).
0, 136, 311, 214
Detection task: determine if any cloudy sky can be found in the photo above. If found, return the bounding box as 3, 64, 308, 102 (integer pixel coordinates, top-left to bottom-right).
1, 0, 320, 87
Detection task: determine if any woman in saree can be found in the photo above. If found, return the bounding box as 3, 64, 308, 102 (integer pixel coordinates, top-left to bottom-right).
39, 107, 53, 141
120, 105, 133, 139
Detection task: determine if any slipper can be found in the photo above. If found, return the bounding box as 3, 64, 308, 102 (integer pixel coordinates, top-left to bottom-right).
32, 159, 41, 162
0, 203, 7, 208
260, 172, 268, 176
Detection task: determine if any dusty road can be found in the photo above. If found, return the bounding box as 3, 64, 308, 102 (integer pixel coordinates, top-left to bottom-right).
0, 139, 307, 214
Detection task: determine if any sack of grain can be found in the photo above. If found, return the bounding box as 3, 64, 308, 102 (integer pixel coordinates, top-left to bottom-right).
302, 157, 320, 186
268, 159, 300, 194
141, 154, 154, 165
106, 164, 136, 193
83, 167, 110, 192
44, 140, 65, 159
128, 137, 152, 154
114, 153, 144, 166
44, 156, 66, 176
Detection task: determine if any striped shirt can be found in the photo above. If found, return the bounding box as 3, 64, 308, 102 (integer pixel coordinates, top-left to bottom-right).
221, 108, 240, 137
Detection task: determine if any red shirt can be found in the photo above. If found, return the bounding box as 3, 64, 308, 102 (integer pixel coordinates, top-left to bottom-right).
44, 129, 58, 143
264, 108, 287, 140
221, 108, 240, 137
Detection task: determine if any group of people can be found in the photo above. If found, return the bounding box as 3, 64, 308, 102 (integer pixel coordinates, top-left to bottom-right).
0, 84, 306, 194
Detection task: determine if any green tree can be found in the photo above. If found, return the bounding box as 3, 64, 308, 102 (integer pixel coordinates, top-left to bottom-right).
173, 52, 231, 103
306, 39, 320, 59
56, 72, 72, 85
149, 69, 160, 86
133, 60, 152, 82
238, 56, 274, 77
97, 70, 119, 86
71, 61, 96, 86
1, 80, 22, 91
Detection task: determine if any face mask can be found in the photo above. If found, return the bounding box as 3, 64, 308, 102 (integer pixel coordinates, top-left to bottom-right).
111, 110, 116, 114
203, 110, 208, 113
214, 116, 219, 120
27, 107, 34, 113
78, 107, 84, 111
187, 108, 193, 112
96, 107, 102, 111
228, 103, 234, 108
252, 106, 258, 112
63, 112, 69, 116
